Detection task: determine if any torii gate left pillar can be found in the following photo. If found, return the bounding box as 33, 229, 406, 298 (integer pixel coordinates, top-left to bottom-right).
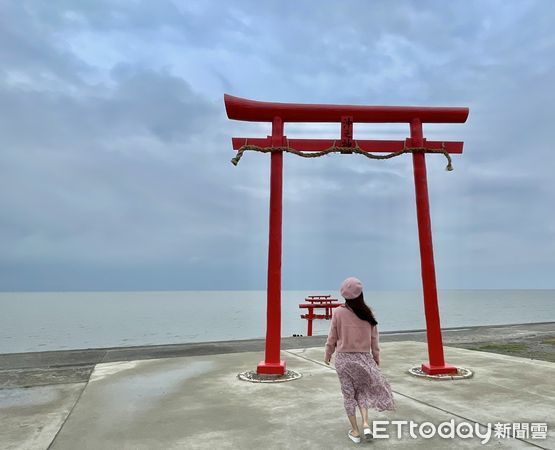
258, 116, 286, 374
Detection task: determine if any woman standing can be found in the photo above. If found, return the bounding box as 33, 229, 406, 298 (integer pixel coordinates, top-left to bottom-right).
325, 277, 396, 443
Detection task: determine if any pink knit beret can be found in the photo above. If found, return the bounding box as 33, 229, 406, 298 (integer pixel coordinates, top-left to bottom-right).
340, 277, 363, 300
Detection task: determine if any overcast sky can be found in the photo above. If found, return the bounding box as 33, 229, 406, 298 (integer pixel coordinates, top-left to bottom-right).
1, 1, 554, 291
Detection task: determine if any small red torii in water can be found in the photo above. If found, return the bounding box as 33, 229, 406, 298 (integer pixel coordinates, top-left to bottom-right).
225, 94, 469, 376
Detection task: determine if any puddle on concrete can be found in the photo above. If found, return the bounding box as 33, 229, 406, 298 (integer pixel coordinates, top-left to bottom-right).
92, 359, 216, 407
0, 385, 61, 408
90, 361, 140, 382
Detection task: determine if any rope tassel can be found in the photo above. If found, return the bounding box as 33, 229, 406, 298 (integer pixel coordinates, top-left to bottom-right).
231, 142, 454, 171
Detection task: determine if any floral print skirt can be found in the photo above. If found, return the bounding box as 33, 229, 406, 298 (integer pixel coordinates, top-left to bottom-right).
334, 352, 396, 416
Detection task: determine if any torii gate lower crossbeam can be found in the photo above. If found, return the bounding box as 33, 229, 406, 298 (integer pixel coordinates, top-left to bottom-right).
225, 94, 468, 376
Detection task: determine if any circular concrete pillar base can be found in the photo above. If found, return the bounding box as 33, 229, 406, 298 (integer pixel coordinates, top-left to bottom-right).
237, 369, 302, 383
408, 366, 473, 380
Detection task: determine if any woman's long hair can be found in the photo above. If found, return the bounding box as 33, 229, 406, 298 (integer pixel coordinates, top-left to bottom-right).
345, 292, 378, 326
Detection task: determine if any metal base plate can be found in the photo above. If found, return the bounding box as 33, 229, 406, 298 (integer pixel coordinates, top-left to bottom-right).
237, 369, 302, 383
408, 366, 473, 380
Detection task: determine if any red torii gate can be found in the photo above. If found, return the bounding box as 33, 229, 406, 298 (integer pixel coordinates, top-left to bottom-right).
225, 94, 469, 376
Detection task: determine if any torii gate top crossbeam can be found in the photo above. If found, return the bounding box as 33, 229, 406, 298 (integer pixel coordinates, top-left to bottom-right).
225, 94, 467, 155
225, 94, 469, 124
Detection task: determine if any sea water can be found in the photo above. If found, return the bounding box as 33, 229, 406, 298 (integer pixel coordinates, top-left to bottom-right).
0, 290, 554, 353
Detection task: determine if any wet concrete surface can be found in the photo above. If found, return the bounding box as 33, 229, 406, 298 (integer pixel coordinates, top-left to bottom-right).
3, 342, 552, 449
0, 382, 86, 450
1, 322, 553, 449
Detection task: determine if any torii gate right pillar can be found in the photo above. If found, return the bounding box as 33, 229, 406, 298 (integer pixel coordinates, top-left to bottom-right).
411, 119, 458, 375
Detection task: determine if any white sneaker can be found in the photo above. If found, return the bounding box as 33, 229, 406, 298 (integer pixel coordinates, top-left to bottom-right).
364, 427, 373, 440
348, 430, 361, 443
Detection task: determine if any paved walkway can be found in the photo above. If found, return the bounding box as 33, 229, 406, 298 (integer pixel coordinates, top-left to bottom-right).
1, 340, 553, 449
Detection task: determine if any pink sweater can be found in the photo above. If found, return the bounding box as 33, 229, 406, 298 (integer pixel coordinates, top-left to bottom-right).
325, 305, 380, 365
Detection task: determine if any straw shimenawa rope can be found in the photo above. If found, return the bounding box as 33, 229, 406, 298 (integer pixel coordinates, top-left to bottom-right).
231, 140, 453, 171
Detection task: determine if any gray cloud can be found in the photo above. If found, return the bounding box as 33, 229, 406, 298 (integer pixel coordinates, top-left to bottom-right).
0, 1, 554, 290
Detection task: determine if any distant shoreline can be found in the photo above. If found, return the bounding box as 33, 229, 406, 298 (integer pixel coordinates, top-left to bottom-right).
1, 320, 553, 363
2, 288, 555, 293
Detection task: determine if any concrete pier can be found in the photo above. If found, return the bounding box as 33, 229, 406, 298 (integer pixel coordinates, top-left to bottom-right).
1, 322, 554, 449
